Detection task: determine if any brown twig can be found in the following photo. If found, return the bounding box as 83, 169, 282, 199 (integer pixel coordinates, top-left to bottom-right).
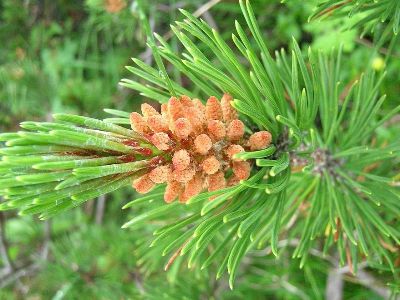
201, 9, 218, 31
326, 254, 343, 300
41, 220, 51, 260
0, 217, 51, 288
384, 114, 400, 127
342, 270, 392, 299
0, 213, 14, 275
0, 262, 40, 289
164, 238, 191, 271
95, 195, 106, 225
313, 0, 352, 20
140, 0, 223, 61
157, 2, 187, 12
356, 37, 400, 58
254, 240, 393, 299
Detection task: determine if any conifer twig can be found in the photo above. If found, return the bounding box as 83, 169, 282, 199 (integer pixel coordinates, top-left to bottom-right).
356, 38, 400, 58
352, 270, 391, 299
0, 213, 13, 275
95, 195, 106, 225
326, 265, 343, 300
0, 262, 40, 289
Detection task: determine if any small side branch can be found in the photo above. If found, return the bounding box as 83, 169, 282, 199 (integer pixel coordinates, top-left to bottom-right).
95, 195, 106, 225
326, 266, 344, 300
0, 212, 14, 275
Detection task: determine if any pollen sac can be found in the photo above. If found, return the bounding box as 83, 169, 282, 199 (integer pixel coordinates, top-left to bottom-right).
193, 98, 206, 114
247, 131, 272, 151
150, 132, 171, 151
221, 93, 237, 122
227, 119, 245, 141
227, 175, 241, 187
207, 120, 226, 140
179, 95, 194, 108
186, 107, 205, 133
149, 165, 171, 184
128, 93, 273, 204
168, 97, 184, 122
164, 181, 182, 203
180, 174, 203, 203
130, 112, 150, 134
141, 103, 159, 118
132, 174, 155, 194
202, 156, 220, 175
147, 115, 169, 133
173, 165, 195, 183
207, 171, 226, 192
206, 96, 223, 121
172, 150, 190, 171
225, 144, 244, 161
161, 103, 168, 115
194, 134, 212, 155
174, 118, 192, 139
232, 161, 251, 180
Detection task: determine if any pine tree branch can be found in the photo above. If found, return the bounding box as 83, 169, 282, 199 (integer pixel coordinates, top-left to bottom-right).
326, 258, 344, 300
0, 262, 40, 289
199, 8, 218, 31
144, 0, 222, 48
41, 220, 51, 260
95, 195, 106, 225
326, 258, 391, 300
0, 216, 50, 288
0, 212, 14, 275
1, 1, 399, 290
156, 2, 187, 12
356, 269, 396, 299
384, 114, 400, 126
356, 38, 400, 59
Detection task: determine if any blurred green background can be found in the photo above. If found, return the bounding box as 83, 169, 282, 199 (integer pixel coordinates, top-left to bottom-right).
0, 0, 399, 299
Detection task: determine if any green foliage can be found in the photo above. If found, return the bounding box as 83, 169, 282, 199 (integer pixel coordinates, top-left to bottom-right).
35, 225, 141, 299
120, 1, 400, 287
0, 111, 164, 219
311, 0, 400, 45
0, 0, 143, 130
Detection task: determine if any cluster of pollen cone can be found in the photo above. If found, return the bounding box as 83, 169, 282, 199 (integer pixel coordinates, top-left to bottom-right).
130, 94, 272, 203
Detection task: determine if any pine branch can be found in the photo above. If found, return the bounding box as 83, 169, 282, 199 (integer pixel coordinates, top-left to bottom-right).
0, 213, 14, 275
122, 0, 399, 287
0, 0, 399, 291
95, 195, 106, 224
